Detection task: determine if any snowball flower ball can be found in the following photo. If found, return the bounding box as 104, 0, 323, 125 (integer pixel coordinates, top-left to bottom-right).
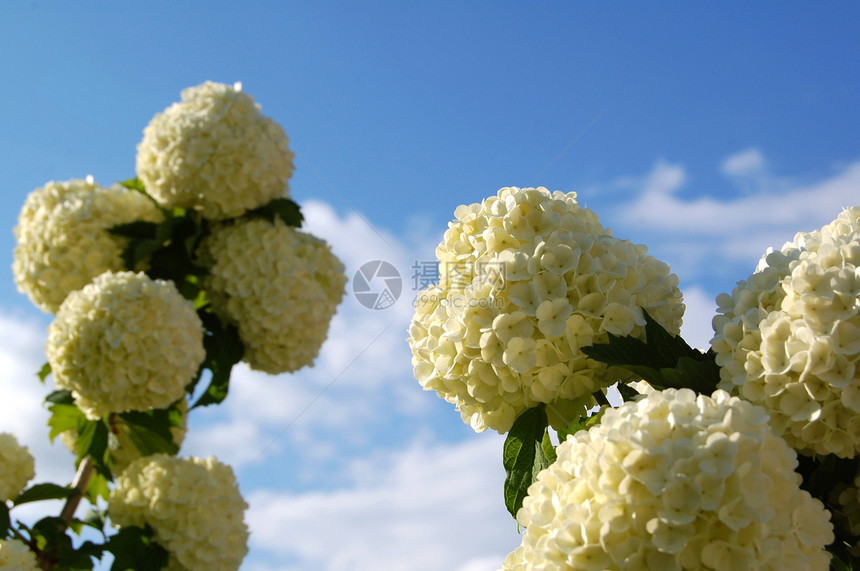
13, 177, 163, 313
502, 389, 833, 570
47, 271, 205, 419
408, 187, 684, 433
0, 433, 35, 502
109, 454, 249, 571
712, 206, 860, 457
200, 217, 346, 374
0, 539, 39, 570
136, 81, 294, 220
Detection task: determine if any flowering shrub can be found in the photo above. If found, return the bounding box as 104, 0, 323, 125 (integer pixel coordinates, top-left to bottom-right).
0, 433, 35, 502
4, 82, 346, 570
0, 539, 39, 570
712, 207, 860, 457
200, 217, 346, 374
12, 178, 163, 313
408, 186, 684, 432
502, 389, 833, 570
136, 81, 295, 220
47, 271, 205, 418
109, 454, 249, 571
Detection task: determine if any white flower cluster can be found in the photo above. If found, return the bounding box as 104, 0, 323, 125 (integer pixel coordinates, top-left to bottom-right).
109, 454, 249, 571
136, 81, 294, 220
712, 206, 860, 457
0, 433, 35, 502
502, 389, 833, 570
200, 217, 346, 374
0, 539, 39, 570
408, 187, 684, 433
12, 178, 163, 313
47, 271, 205, 418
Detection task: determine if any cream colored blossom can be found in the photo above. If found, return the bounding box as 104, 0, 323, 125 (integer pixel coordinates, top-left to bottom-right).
712, 206, 860, 457
200, 217, 346, 374
136, 81, 294, 220
408, 187, 684, 433
12, 178, 163, 313
109, 454, 248, 571
0, 433, 35, 502
0, 539, 39, 570
47, 271, 204, 419
501, 389, 833, 570
61, 399, 188, 474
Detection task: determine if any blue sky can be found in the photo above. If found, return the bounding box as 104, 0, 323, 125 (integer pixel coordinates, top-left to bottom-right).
2, 3, 860, 570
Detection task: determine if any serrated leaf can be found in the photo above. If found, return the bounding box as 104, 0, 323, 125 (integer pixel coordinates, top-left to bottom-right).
12, 483, 76, 506
120, 178, 146, 193
0, 503, 9, 537
192, 312, 244, 408
77, 420, 112, 479
85, 471, 111, 504
582, 311, 720, 394
107, 221, 159, 240
47, 403, 86, 442
38, 362, 52, 382
119, 408, 180, 456
45, 389, 74, 405
248, 197, 304, 227
616, 381, 640, 402
106, 525, 169, 571
503, 406, 552, 519
541, 430, 556, 463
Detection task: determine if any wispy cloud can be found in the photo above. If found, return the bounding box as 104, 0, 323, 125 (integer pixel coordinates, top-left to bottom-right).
245, 435, 518, 571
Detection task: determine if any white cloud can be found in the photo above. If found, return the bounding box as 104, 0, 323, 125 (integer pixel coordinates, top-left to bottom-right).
720, 147, 767, 179
604, 155, 860, 284
244, 435, 519, 571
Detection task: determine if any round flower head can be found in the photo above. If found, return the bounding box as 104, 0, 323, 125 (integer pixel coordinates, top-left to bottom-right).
47, 271, 205, 419
0, 539, 39, 570
408, 187, 684, 433
712, 206, 860, 457
502, 389, 833, 570
200, 217, 346, 374
0, 433, 35, 501
136, 81, 294, 220
13, 177, 163, 313
109, 454, 249, 571
61, 399, 188, 475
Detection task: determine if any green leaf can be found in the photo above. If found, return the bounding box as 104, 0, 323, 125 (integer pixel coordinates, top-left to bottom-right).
248, 197, 304, 227
45, 389, 74, 405
106, 525, 169, 571
503, 406, 552, 520
85, 471, 111, 504
616, 381, 640, 402
76, 420, 112, 479
0, 503, 9, 537
12, 483, 76, 506
541, 430, 557, 463
107, 221, 159, 240
582, 311, 721, 394
119, 407, 181, 457
192, 311, 245, 408
38, 362, 52, 383
119, 177, 146, 193
47, 403, 86, 442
